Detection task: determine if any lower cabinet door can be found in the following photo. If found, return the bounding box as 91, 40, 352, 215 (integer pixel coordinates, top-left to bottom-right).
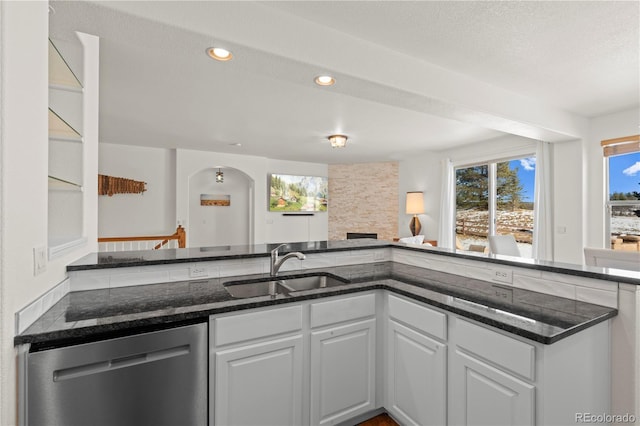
214, 335, 303, 426
386, 320, 446, 426
450, 349, 535, 426
310, 319, 376, 425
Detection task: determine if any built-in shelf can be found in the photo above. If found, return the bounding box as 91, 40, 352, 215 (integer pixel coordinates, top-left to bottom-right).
48, 38, 82, 89
48, 176, 83, 191
48, 36, 90, 257
48, 108, 82, 141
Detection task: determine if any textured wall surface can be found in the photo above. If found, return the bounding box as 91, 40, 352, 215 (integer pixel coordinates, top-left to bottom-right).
329, 162, 399, 241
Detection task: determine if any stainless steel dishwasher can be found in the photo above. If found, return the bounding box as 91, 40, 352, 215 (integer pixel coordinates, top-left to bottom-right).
26, 323, 207, 426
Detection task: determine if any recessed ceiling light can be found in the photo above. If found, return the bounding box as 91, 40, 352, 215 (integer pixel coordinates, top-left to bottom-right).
314, 75, 335, 86
230, 143, 242, 147
207, 47, 233, 61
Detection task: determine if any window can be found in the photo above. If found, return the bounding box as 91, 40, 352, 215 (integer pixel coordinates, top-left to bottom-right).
455, 156, 536, 257
604, 135, 640, 251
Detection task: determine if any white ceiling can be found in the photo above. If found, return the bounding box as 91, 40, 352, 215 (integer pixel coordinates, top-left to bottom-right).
49, 1, 639, 164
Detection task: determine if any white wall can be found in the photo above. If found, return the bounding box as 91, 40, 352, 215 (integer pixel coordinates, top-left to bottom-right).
552, 139, 585, 264
398, 153, 442, 242
98, 143, 176, 236
585, 108, 640, 249
176, 149, 328, 246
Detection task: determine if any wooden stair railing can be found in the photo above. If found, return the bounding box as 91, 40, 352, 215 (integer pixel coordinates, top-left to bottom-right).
98, 226, 186, 251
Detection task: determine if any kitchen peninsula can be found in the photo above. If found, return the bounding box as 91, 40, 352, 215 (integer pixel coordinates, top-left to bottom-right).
15, 240, 634, 426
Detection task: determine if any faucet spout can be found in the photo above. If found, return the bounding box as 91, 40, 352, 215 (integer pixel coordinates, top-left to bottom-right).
270, 244, 306, 276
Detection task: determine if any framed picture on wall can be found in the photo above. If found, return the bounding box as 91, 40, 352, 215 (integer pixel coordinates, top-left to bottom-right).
200, 194, 230, 206
268, 174, 328, 212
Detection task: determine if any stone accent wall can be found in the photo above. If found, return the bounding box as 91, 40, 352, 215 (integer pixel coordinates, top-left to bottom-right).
329, 162, 399, 241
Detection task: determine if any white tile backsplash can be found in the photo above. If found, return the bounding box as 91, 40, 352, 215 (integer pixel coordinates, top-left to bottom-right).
16, 278, 70, 334
109, 269, 171, 288
69, 270, 111, 291
576, 286, 618, 308
300, 253, 339, 269
392, 248, 618, 307
512, 274, 577, 299
218, 259, 266, 277
168, 266, 192, 281
541, 270, 614, 291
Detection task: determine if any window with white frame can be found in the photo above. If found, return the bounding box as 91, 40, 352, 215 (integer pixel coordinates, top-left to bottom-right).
455, 155, 536, 257
603, 135, 640, 251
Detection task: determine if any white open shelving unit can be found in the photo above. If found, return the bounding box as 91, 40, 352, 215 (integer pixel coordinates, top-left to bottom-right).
48, 34, 98, 259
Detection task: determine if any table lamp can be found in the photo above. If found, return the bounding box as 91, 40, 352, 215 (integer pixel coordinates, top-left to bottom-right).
406, 191, 424, 236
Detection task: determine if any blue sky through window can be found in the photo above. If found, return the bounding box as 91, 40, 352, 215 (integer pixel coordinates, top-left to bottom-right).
509, 158, 536, 202
609, 152, 640, 197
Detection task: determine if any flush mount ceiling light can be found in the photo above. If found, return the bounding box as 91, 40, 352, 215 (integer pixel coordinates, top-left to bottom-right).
207, 47, 233, 61
328, 134, 348, 148
314, 75, 335, 86
215, 168, 224, 183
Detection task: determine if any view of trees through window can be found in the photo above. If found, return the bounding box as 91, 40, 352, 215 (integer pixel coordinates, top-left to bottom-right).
455, 157, 535, 257
608, 152, 640, 251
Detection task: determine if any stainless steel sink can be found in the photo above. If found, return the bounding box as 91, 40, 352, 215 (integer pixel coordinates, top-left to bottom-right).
223, 273, 348, 298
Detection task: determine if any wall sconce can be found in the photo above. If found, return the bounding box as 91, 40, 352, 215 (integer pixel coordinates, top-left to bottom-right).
328, 134, 348, 148
215, 168, 224, 183
406, 191, 424, 236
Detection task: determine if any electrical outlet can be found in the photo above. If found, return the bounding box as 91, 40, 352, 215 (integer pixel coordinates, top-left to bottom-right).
491, 268, 513, 284
374, 250, 386, 261
492, 285, 513, 303
189, 265, 207, 278
33, 246, 47, 276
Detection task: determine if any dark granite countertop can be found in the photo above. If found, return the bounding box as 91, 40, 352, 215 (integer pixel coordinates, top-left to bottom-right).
17, 262, 617, 349
69, 240, 640, 285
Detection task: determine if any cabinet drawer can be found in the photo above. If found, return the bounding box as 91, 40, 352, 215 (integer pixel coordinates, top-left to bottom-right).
455, 318, 535, 381
213, 305, 303, 346
310, 293, 376, 328
388, 294, 447, 340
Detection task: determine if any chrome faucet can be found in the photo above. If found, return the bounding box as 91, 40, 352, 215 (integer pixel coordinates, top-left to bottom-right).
270, 244, 305, 276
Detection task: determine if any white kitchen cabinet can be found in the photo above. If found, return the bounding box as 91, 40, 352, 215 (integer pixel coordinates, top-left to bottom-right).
386, 320, 446, 426
310, 318, 376, 425
211, 294, 378, 426
386, 294, 447, 425
450, 349, 535, 426
450, 317, 536, 426
211, 305, 304, 426
214, 335, 304, 426
449, 316, 611, 426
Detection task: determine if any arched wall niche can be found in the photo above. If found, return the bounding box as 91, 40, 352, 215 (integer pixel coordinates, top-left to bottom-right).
187, 166, 254, 247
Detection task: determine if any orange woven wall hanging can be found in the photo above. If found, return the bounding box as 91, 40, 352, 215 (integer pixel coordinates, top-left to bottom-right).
98, 174, 147, 196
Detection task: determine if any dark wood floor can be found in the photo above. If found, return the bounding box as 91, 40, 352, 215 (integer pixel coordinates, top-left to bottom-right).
358, 413, 400, 426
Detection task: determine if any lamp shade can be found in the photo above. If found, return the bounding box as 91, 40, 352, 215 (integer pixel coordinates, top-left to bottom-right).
406, 191, 424, 215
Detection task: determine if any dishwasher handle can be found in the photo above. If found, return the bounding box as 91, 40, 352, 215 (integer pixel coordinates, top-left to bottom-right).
53, 344, 190, 382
